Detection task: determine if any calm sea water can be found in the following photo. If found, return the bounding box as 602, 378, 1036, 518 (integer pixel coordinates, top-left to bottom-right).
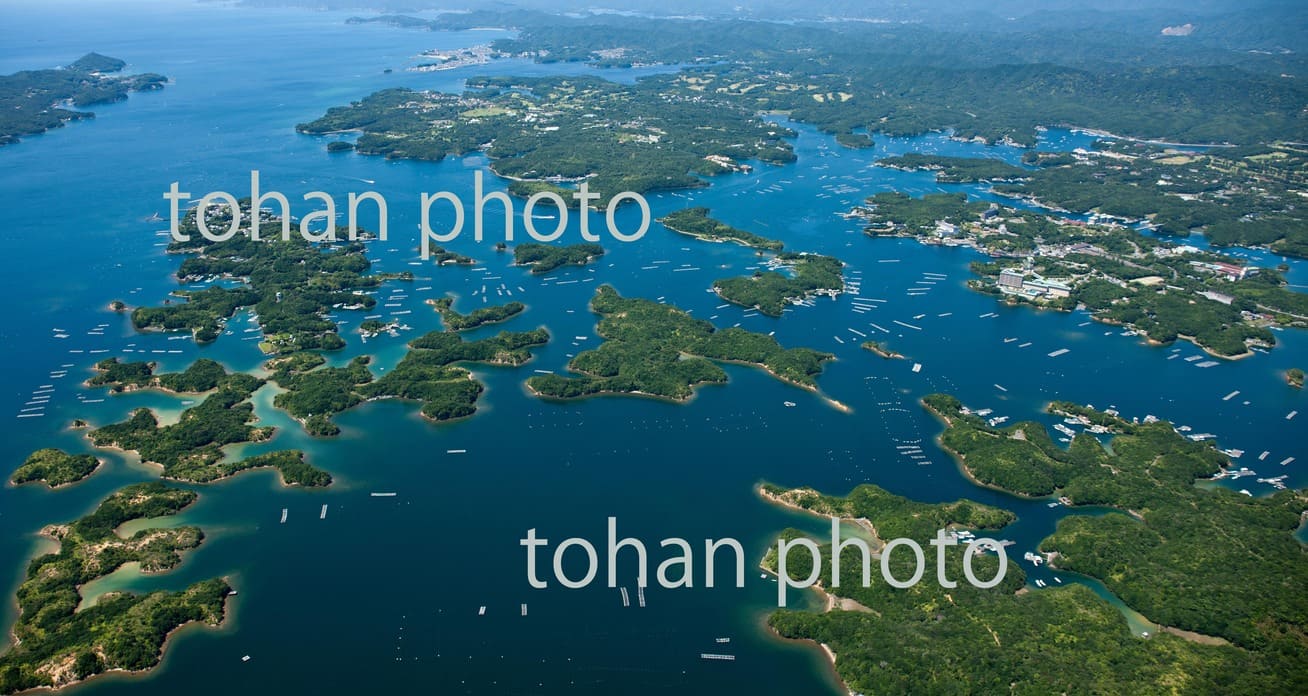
0, 3, 1304, 694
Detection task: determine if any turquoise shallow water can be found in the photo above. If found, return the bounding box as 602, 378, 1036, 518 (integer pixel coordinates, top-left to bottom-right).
0, 2, 1305, 694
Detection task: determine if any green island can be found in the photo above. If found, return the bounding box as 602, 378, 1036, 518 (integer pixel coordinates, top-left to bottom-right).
86, 371, 328, 486
512, 242, 605, 274
761, 395, 1307, 693
856, 190, 1306, 358
1289, 367, 1305, 388
657, 208, 783, 251
428, 296, 525, 331
527, 285, 836, 403
877, 153, 1030, 183
712, 252, 844, 317
10, 449, 102, 488
297, 75, 795, 207
0, 53, 167, 146
0, 483, 230, 694
87, 357, 249, 393
860, 341, 903, 360
131, 201, 409, 352
268, 328, 549, 435
426, 244, 475, 266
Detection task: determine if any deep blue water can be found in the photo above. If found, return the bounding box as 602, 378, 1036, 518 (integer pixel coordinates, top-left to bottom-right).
0, 2, 1304, 694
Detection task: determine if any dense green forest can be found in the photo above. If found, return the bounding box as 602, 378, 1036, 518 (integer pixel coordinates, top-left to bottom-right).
429, 296, 525, 331
88, 357, 254, 394
512, 242, 605, 274
268, 328, 549, 432
87, 372, 329, 486
763, 393, 1307, 693
0, 53, 167, 145
658, 208, 783, 251
713, 253, 844, 317
527, 285, 832, 400
0, 483, 230, 694
299, 75, 795, 207
132, 202, 407, 352
9, 449, 101, 488
353, 10, 1303, 147
877, 154, 1030, 183
922, 394, 1308, 660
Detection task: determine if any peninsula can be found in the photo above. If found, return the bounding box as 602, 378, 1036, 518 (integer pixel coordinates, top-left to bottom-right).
855, 190, 1304, 358
764, 395, 1307, 693
0, 53, 167, 145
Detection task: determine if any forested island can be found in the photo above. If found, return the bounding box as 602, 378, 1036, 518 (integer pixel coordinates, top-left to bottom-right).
764, 395, 1307, 694
527, 285, 834, 402
0, 483, 230, 694
658, 208, 783, 251
10, 449, 101, 488
856, 190, 1306, 358
132, 201, 408, 352
429, 296, 525, 331
297, 75, 795, 207
512, 243, 604, 274
712, 252, 844, 317
860, 341, 903, 360
269, 328, 549, 435
0, 53, 167, 146
86, 366, 329, 486
88, 357, 248, 393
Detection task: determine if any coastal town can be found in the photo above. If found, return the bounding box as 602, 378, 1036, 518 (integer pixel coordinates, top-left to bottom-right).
855, 189, 1303, 358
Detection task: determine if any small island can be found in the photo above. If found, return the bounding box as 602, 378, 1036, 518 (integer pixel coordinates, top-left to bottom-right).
88, 357, 248, 394
0, 483, 230, 694
1288, 367, 1304, 388
712, 252, 844, 317
428, 295, 525, 331
860, 340, 903, 360
269, 328, 550, 434
513, 242, 604, 274
10, 449, 102, 488
527, 285, 836, 402
658, 207, 783, 251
